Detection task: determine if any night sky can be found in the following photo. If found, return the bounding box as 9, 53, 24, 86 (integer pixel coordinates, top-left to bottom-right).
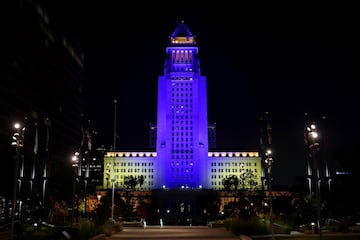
47, 2, 360, 187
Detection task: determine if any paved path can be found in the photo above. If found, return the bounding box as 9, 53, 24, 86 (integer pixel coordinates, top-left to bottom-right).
108, 226, 239, 239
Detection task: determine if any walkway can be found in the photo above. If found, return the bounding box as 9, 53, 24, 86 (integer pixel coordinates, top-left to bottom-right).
108, 226, 239, 239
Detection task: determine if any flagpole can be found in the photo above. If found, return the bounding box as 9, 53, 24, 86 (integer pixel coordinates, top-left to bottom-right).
111, 99, 117, 222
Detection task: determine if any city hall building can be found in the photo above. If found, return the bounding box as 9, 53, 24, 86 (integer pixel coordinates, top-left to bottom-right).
102, 22, 263, 192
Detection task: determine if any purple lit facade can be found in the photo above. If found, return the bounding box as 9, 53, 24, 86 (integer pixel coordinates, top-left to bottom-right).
155, 23, 209, 189
103, 23, 262, 192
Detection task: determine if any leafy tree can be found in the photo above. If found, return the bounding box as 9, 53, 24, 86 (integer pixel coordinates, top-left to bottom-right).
138, 175, 144, 188
244, 170, 258, 190
222, 175, 239, 191
197, 189, 221, 222
123, 175, 138, 190
123, 175, 145, 190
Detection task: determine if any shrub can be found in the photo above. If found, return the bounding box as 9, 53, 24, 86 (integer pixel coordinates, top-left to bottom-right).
228, 217, 269, 236
224, 218, 233, 231
113, 221, 123, 233
100, 221, 113, 236
99, 220, 123, 237
78, 219, 98, 239
230, 219, 243, 236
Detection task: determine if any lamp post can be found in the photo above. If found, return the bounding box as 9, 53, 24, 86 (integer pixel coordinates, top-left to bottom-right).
305, 122, 322, 240
105, 162, 112, 221
105, 163, 111, 198
97, 194, 102, 206
240, 162, 245, 190
111, 99, 117, 223
105, 162, 115, 223
71, 152, 80, 229
265, 149, 274, 240
10, 122, 25, 240
111, 179, 115, 223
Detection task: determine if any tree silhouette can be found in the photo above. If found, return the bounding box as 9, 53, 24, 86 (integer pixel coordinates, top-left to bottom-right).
123, 176, 137, 190
222, 175, 239, 191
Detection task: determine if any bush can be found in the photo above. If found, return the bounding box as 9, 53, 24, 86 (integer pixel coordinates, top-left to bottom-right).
78, 219, 99, 239
224, 219, 232, 231
227, 217, 268, 236
99, 220, 123, 237
23, 230, 50, 240
230, 219, 243, 236
113, 221, 123, 233
100, 221, 113, 236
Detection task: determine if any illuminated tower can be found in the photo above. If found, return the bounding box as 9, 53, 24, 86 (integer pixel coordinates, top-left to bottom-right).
156, 22, 209, 189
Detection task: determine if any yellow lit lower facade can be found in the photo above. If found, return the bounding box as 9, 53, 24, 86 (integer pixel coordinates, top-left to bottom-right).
102, 151, 262, 191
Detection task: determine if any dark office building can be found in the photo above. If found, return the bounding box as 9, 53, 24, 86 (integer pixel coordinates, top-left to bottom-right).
0, 1, 84, 205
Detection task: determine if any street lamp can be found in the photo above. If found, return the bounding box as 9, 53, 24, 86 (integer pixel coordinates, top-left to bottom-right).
265, 149, 274, 240
10, 122, 25, 240
240, 162, 245, 190
105, 161, 115, 223
105, 163, 111, 199
305, 122, 322, 240
111, 99, 117, 223
97, 194, 102, 205
71, 152, 80, 229
105, 162, 113, 221
111, 178, 115, 223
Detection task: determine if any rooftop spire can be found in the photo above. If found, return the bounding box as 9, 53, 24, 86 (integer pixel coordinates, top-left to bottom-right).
170, 21, 196, 45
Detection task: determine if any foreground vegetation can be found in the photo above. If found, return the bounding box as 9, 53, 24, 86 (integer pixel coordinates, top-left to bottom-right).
254, 236, 360, 240
0, 218, 122, 240
221, 215, 360, 239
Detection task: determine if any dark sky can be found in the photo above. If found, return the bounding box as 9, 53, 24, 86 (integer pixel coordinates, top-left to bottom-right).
60, 2, 360, 187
